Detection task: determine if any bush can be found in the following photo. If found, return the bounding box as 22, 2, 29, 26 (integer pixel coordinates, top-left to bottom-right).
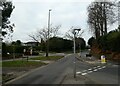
97, 29, 120, 52
24, 51, 39, 55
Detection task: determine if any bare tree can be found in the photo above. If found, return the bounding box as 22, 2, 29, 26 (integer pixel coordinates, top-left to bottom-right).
64, 26, 85, 53
29, 25, 61, 57
87, 1, 117, 39
51, 25, 61, 37
65, 26, 84, 40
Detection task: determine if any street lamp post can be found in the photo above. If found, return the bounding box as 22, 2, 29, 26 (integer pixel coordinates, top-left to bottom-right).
46, 9, 52, 57
118, 1, 120, 27
114, 0, 120, 28
73, 29, 81, 78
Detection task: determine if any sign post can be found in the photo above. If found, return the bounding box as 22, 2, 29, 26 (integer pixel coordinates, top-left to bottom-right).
30, 49, 32, 56
22, 49, 26, 61
23, 49, 26, 55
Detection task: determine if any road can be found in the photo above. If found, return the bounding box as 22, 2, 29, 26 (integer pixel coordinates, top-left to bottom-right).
5, 51, 119, 85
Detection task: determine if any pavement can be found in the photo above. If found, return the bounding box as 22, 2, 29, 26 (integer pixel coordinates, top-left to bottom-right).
3, 51, 120, 85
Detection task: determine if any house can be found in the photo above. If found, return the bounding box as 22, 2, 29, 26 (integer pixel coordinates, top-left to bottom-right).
23, 42, 39, 47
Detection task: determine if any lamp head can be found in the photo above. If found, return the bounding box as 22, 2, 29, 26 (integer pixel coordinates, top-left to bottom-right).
74, 29, 81, 31
49, 9, 52, 11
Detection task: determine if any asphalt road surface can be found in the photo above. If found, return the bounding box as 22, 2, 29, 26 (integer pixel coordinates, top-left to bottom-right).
5, 51, 119, 85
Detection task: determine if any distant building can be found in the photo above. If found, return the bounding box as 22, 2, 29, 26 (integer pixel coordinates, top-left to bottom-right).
23, 42, 39, 47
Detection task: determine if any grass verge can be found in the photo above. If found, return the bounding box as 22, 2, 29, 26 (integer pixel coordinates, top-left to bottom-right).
2, 60, 47, 67
2, 60, 47, 83
29, 56, 64, 61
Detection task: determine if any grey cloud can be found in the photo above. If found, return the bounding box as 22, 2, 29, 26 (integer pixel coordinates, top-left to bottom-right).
9, 0, 94, 42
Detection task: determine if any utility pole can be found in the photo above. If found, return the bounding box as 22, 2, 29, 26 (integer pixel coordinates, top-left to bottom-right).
73, 29, 81, 78
46, 9, 51, 57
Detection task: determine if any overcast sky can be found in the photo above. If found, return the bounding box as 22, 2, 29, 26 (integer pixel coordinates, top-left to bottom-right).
7, 0, 117, 43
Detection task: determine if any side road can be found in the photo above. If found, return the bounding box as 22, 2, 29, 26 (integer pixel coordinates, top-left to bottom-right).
2, 53, 66, 62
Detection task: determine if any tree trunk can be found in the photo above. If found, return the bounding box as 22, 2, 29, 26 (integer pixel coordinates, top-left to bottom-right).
45, 40, 48, 57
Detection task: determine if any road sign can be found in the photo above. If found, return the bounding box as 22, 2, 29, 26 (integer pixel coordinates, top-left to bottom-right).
30, 49, 32, 55
23, 49, 26, 53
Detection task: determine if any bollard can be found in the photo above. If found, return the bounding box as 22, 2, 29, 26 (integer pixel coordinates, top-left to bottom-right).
101, 55, 106, 63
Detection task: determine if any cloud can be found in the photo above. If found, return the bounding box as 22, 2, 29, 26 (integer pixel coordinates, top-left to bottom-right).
13, 0, 94, 3
9, 0, 94, 42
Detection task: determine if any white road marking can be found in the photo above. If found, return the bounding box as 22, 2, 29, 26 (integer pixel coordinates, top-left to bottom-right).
93, 69, 98, 71
97, 66, 100, 68
98, 67, 102, 70
81, 73, 87, 75
88, 68, 92, 70
87, 71, 93, 73
102, 66, 106, 68
83, 70, 87, 72
76, 65, 107, 76
76, 72, 81, 74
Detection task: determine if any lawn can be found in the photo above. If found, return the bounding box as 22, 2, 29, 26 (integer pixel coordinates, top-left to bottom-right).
30, 56, 64, 61
2, 60, 47, 67
2, 60, 47, 83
